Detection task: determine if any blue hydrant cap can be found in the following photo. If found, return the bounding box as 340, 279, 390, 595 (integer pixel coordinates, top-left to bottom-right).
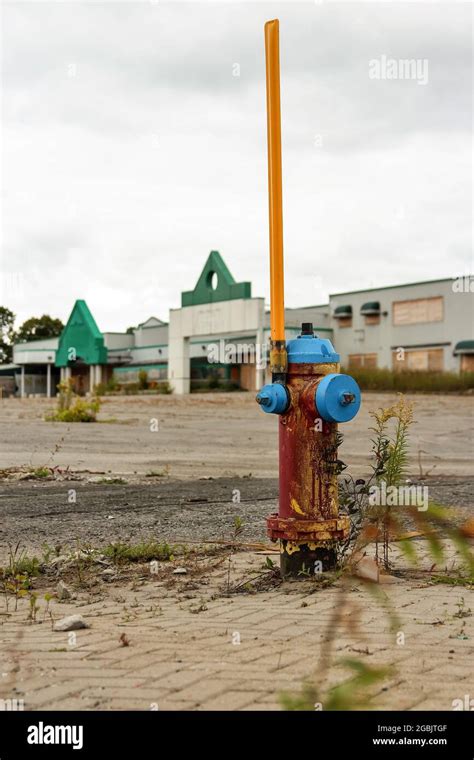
287, 334, 340, 364
316, 373, 361, 423
256, 383, 289, 414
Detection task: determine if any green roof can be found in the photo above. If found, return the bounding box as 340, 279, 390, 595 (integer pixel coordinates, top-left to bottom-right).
181, 251, 251, 307
55, 300, 107, 367
454, 340, 474, 355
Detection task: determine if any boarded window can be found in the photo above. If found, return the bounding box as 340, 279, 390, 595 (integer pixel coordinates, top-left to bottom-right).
392, 348, 444, 372
393, 296, 443, 325
348, 353, 378, 369
364, 314, 380, 326
338, 317, 352, 328
240, 363, 256, 391
461, 355, 474, 373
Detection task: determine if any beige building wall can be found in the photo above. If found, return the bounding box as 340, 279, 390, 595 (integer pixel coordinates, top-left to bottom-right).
168, 298, 266, 394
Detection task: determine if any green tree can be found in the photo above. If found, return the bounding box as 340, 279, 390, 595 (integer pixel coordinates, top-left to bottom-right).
16, 315, 64, 343
0, 307, 16, 363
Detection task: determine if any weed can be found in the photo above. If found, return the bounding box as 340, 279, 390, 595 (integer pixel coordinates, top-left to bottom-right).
280, 659, 391, 711
103, 541, 177, 564
138, 369, 148, 390
30, 467, 50, 479
3, 544, 41, 578
27, 592, 40, 623
430, 575, 474, 588
226, 517, 244, 594
46, 380, 101, 423
145, 467, 170, 478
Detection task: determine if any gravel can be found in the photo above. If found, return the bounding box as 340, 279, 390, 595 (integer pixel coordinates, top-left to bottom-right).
0, 475, 472, 560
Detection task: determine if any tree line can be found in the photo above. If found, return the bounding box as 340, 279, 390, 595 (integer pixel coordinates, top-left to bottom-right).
0, 307, 64, 363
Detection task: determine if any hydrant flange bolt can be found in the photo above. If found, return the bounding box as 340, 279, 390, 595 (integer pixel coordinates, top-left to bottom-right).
340, 391, 356, 405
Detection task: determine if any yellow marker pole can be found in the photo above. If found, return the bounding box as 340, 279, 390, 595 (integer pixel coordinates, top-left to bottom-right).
264, 19, 287, 376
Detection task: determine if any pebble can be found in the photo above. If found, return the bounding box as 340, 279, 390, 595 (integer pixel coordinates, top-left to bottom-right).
53, 614, 90, 632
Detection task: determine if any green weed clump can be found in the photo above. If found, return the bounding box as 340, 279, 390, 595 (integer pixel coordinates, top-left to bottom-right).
138, 369, 148, 390
102, 541, 178, 564
1, 543, 41, 579
30, 467, 50, 479
47, 380, 101, 422
343, 367, 474, 394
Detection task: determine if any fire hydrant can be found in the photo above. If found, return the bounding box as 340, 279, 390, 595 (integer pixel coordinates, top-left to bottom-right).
259, 20, 361, 577
257, 322, 361, 577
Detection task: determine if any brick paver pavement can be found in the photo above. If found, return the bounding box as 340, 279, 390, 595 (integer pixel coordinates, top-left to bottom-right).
1, 547, 473, 711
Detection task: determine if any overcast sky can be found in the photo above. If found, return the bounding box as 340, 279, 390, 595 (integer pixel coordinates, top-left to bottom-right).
1, 1, 472, 332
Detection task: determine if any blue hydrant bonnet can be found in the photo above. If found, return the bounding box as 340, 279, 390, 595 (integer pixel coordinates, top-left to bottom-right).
286, 334, 340, 364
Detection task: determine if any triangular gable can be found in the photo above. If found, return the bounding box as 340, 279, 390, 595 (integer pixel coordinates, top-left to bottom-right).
55, 300, 108, 367
181, 251, 251, 307
137, 317, 167, 328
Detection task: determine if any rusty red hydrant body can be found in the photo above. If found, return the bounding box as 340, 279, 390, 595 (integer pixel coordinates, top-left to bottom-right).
257, 324, 361, 577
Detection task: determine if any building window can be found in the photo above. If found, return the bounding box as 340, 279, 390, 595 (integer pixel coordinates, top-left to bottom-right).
454, 341, 474, 373
392, 348, 444, 372
361, 301, 381, 326
348, 353, 377, 369
364, 314, 380, 326
393, 296, 443, 326
333, 305, 352, 327
338, 316, 352, 328
461, 355, 474, 372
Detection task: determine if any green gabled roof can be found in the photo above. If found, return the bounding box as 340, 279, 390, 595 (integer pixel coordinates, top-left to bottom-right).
55, 300, 107, 367
181, 251, 251, 307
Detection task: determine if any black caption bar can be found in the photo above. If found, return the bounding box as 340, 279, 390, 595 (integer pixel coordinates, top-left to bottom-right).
0, 710, 472, 757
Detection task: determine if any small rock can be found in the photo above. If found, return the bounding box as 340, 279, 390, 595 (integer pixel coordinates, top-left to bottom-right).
101, 568, 116, 581
353, 557, 379, 583
56, 580, 71, 600
72, 550, 91, 561
173, 567, 187, 575
54, 614, 89, 632
50, 555, 70, 567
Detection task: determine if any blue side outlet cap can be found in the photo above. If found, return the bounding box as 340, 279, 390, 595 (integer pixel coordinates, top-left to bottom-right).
256, 383, 289, 415
316, 373, 361, 423
287, 334, 340, 364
